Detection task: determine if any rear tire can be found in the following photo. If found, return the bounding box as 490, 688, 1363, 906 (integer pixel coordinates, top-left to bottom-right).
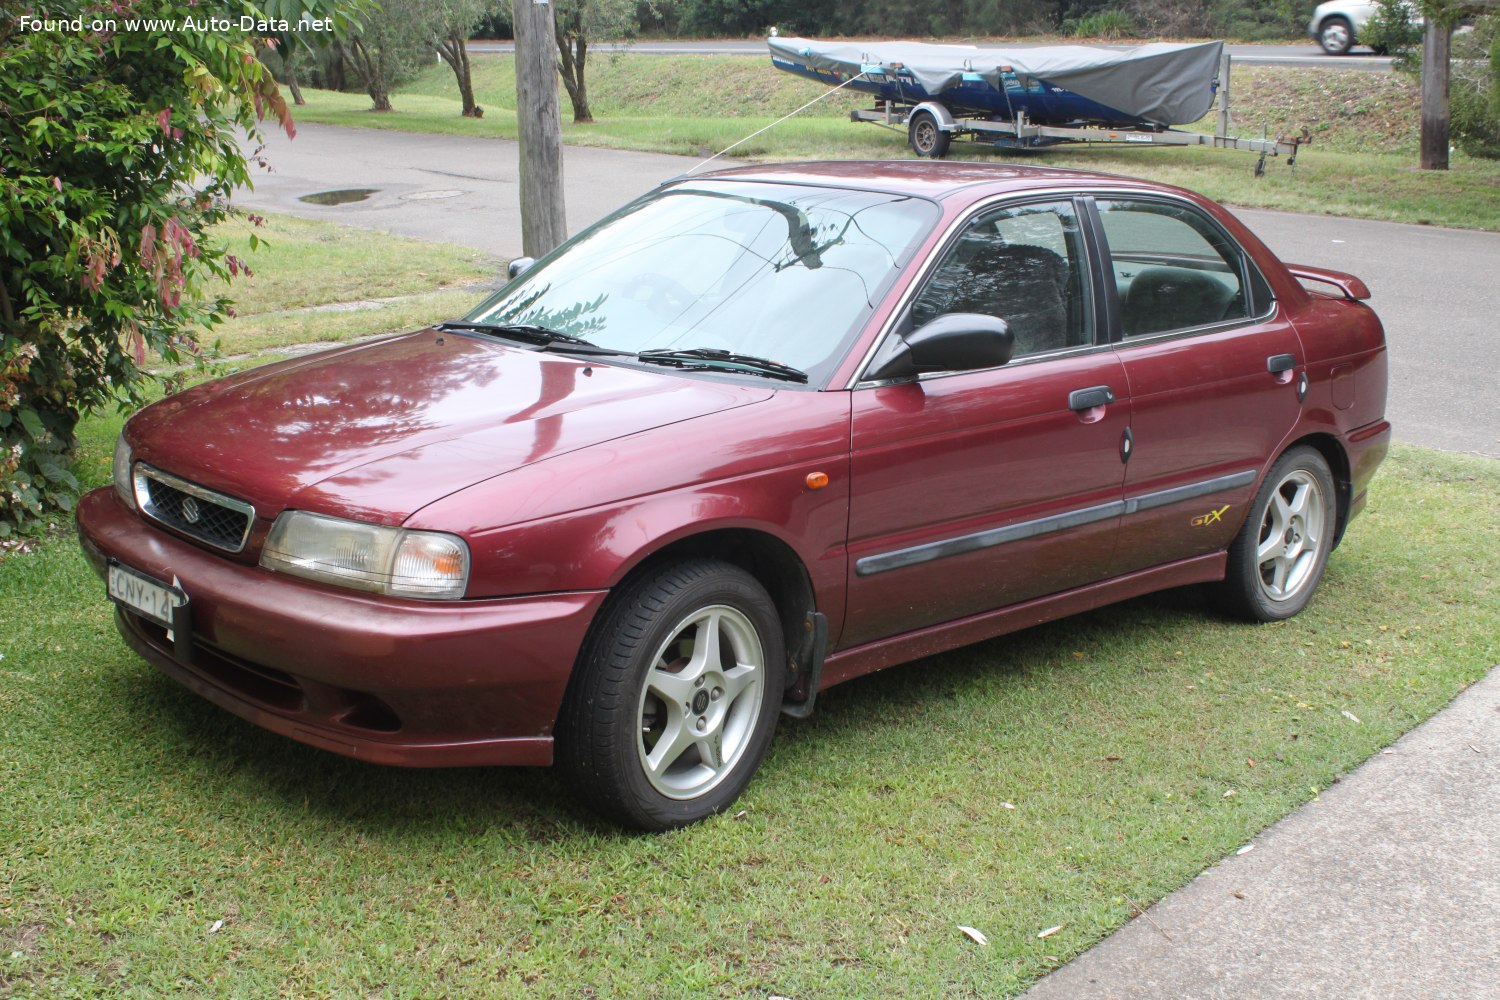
1318, 16, 1354, 55
557, 559, 784, 831
1210, 446, 1337, 622
909, 109, 951, 158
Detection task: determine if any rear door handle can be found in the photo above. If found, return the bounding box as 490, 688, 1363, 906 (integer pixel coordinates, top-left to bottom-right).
1267, 353, 1297, 374
1068, 385, 1116, 411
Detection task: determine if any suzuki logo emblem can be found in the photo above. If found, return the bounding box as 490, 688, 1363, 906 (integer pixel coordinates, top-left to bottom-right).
181, 497, 201, 524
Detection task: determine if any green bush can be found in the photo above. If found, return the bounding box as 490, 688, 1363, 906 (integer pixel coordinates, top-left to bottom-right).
1449, 18, 1500, 159
1361, 0, 1422, 56
1069, 10, 1136, 38
0, 1, 292, 534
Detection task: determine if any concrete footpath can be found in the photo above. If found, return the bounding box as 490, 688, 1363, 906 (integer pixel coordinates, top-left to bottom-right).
1024, 667, 1500, 1000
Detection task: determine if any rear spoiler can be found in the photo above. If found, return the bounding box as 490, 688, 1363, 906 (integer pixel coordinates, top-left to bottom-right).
1286, 264, 1371, 301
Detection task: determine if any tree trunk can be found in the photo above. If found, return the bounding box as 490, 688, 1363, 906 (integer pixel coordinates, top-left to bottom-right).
513, 0, 566, 257
554, 11, 593, 124
438, 33, 479, 117
282, 42, 306, 106
347, 37, 393, 112
326, 39, 347, 92
1421, 22, 1452, 170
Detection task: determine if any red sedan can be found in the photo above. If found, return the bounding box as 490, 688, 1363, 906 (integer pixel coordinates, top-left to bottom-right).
77, 162, 1390, 829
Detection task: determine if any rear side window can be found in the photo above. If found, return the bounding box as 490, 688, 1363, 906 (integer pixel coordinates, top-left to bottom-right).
1097, 199, 1269, 338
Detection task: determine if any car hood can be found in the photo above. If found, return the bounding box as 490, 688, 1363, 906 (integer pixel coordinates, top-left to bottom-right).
128, 331, 775, 522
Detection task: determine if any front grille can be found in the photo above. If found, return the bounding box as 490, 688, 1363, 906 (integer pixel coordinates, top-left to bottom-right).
134, 464, 255, 553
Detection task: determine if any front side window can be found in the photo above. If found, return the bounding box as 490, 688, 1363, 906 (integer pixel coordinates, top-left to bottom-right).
1097, 199, 1264, 338
467, 181, 938, 386
910, 199, 1094, 360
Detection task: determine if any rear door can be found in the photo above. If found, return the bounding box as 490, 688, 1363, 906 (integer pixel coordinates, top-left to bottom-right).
1090, 196, 1305, 576
843, 198, 1129, 648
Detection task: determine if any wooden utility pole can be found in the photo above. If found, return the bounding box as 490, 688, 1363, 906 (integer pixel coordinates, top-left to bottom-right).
512, 0, 567, 255
1420, 21, 1453, 170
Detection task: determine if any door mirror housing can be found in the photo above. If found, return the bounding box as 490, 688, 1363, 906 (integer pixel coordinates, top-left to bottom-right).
507, 256, 536, 280
864, 313, 1014, 382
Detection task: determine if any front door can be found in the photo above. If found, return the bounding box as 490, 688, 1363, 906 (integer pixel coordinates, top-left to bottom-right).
843, 198, 1129, 648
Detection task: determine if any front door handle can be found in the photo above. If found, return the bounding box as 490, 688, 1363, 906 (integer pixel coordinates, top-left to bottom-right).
1267, 353, 1297, 374
1068, 385, 1116, 411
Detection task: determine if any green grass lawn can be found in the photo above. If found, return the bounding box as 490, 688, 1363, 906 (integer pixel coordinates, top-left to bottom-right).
2, 277, 1498, 994
1, 434, 1495, 996
288, 53, 1500, 232
2, 186, 1496, 995
201, 215, 498, 356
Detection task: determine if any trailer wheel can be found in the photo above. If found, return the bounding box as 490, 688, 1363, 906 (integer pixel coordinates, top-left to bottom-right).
909, 110, 951, 158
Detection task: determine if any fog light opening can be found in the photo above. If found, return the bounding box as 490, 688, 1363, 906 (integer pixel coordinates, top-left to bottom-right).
340, 694, 402, 733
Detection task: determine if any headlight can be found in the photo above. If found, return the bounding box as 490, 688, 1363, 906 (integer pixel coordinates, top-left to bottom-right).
112, 432, 135, 510
261, 511, 470, 600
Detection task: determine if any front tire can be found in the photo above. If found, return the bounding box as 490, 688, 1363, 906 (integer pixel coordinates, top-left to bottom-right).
557, 559, 785, 831
909, 109, 952, 158
1318, 16, 1354, 55
1210, 446, 1338, 622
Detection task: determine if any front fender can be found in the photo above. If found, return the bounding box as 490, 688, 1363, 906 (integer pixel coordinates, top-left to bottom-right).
406, 388, 854, 611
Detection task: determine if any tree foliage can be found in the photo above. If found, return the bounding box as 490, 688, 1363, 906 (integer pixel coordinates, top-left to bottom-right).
553, 0, 658, 124
0, 1, 293, 533
1375, 0, 1500, 159
254, 0, 365, 106
342, 0, 440, 110
432, 0, 507, 117
671, 0, 1324, 39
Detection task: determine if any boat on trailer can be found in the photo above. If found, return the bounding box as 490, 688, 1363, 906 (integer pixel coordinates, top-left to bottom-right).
768, 36, 1307, 170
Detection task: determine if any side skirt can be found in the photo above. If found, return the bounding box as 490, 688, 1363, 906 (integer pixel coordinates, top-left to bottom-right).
819, 552, 1226, 690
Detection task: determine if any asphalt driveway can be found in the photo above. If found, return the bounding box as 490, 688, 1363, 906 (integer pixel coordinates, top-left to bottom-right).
233, 123, 1499, 459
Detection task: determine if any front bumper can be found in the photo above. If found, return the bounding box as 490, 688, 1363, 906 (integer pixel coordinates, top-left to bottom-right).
76, 487, 608, 767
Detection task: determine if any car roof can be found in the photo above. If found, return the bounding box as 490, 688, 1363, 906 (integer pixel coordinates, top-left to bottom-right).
687, 160, 1179, 208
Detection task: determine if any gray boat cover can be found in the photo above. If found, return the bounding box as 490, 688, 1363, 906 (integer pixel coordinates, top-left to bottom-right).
769, 36, 1224, 126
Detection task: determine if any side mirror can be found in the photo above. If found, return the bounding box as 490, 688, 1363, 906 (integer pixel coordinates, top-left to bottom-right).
864, 313, 1014, 382
507, 256, 536, 280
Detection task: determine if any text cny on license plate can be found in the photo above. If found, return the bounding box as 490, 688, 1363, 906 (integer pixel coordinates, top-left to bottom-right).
107, 562, 186, 629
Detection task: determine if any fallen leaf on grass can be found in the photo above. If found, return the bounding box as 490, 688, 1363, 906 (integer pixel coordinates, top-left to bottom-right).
1038, 924, 1064, 939
958, 925, 989, 946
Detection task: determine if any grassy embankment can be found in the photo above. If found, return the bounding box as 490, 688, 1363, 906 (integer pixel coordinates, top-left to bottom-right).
200, 214, 497, 356
1, 211, 1498, 994
288, 52, 1500, 231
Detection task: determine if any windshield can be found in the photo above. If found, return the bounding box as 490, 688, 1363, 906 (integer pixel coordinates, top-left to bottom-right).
465, 181, 938, 385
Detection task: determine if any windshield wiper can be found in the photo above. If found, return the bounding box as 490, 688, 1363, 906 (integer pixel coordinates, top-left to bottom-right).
436, 321, 629, 355
636, 348, 808, 384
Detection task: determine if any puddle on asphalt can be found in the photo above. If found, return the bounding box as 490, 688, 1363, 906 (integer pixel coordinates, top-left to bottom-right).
298, 188, 379, 206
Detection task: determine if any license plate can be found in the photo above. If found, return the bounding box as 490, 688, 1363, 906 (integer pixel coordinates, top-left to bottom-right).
108, 562, 186, 629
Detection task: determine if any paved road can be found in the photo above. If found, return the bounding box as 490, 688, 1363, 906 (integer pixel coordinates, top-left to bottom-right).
233, 124, 1497, 458
1023, 668, 1500, 1000
468, 38, 1394, 70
